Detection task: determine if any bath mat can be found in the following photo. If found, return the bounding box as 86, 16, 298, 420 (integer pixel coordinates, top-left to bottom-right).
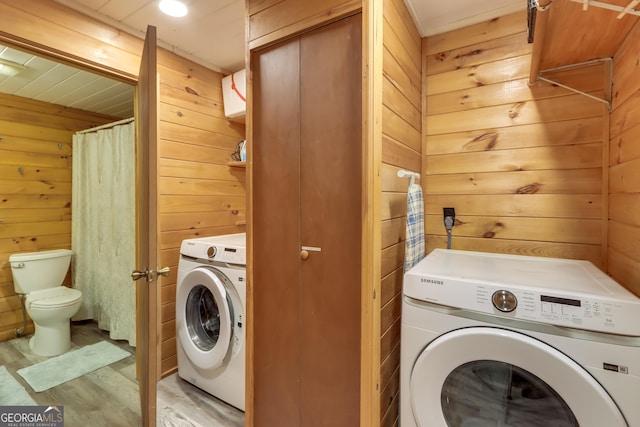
17, 341, 131, 392
0, 366, 37, 405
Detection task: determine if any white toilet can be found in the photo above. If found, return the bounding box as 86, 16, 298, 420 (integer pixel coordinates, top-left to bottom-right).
10, 249, 82, 357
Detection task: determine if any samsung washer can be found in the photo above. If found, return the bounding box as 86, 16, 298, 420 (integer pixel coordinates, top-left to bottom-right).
176, 233, 246, 411
400, 249, 640, 427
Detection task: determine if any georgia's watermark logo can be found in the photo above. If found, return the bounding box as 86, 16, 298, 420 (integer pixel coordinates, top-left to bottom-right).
0, 405, 64, 427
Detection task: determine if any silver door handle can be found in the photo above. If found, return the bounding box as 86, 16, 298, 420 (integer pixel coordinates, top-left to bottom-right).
131, 269, 148, 281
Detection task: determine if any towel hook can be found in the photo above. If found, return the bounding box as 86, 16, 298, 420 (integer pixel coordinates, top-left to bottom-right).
398, 169, 420, 188
397, 169, 420, 179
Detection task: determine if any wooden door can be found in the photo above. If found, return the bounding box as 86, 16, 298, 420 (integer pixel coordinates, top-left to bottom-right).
252, 33, 301, 426
252, 14, 362, 427
298, 15, 362, 426
135, 25, 160, 427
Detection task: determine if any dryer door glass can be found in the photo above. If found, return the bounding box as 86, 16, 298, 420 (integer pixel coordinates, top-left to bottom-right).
410, 327, 628, 426
186, 284, 232, 351
177, 267, 233, 370
441, 360, 577, 426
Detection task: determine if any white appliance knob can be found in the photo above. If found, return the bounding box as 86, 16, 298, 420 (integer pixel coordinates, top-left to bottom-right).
492, 290, 517, 312
207, 246, 217, 258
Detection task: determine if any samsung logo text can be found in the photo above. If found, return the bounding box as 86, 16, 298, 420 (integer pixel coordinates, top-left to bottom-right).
420, 278, 444, 285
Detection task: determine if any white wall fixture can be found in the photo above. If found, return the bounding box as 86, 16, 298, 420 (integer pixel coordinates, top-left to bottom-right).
0, 58, 26, 76
222, 69, 246, 119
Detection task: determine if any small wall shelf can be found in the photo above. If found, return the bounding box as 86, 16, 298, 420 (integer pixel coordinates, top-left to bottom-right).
227, 161, 246, 168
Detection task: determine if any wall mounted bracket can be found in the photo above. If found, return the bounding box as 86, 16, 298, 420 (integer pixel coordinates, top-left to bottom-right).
537, 58, 612, 112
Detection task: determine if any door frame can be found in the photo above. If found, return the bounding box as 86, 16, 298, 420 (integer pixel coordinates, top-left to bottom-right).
245, 6, 381, 426
0, 24, 159, 427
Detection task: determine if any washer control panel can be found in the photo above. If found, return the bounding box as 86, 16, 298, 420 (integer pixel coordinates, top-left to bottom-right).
209, 245, 246, 265
473, 284, 626, 333
407, 278, 640, 336
403, 249, 640, 336
180, 233, 246, 266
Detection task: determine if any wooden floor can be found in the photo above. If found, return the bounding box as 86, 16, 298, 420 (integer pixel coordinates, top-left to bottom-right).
0, 321, 244, 427
157, 373, 244, 427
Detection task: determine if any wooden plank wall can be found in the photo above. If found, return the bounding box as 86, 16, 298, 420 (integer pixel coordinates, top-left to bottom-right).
0, 93, 116, 342
424, 11, 606, 266
247, 0, 360, 49
379, 0, 421, 425
157, 51, 246, 375
0, 0, 246, 378
609, 19, 640, 296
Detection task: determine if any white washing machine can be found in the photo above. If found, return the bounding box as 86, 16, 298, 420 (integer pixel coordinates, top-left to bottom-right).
176, 233, 246, 411
400, 249, 640, 427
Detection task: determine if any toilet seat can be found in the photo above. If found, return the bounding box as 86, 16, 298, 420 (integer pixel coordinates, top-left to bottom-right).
27, 287, 82, 309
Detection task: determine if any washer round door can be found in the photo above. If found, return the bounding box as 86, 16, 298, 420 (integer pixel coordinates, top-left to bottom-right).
176, 266, 234, 371
410, 327, 628, 427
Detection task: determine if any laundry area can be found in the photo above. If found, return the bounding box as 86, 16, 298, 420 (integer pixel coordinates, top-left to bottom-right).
1, 0, 640, 426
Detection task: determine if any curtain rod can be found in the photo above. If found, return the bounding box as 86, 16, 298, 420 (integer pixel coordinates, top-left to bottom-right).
76, 117, 134, 135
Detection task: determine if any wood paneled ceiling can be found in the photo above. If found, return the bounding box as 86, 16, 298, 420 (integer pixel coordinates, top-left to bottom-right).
0, 43, 133, 118
535, 0, 640, 71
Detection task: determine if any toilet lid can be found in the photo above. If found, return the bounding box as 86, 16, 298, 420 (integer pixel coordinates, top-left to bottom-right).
28, 287, 82, 309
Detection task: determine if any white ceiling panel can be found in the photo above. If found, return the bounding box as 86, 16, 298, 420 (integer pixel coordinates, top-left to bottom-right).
16, 66, 80, 99
404, 0, 526, 37
98, 0, 147, 20
55, 0, 246, 73
0, 44, 133, 119
44, 73, 107, 104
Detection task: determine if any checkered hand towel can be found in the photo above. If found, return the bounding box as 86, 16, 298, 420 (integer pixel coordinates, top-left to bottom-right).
404, 180, 425, 272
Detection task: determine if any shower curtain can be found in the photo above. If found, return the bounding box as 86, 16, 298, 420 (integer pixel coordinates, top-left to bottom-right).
71, 121, 136, 346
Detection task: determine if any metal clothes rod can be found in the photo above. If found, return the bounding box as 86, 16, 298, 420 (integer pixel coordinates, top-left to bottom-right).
538, 76, 610, 109
617, 0, 640, 18
397, 170, 420, 179
540, 57, 610, 74
569, 0, 640, 17
76, 117, 134, 134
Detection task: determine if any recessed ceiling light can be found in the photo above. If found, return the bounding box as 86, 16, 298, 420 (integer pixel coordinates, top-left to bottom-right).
159, 0, 188, 17
0, 58, 26, 76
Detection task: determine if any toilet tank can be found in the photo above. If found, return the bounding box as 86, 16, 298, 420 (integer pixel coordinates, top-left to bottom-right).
10, 249, 72, 294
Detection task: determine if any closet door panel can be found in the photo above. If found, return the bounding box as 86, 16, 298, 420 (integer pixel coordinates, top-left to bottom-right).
252, 37, 302, 427
299, 14, 362, 427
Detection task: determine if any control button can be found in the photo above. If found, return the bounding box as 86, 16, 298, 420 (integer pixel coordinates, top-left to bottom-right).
492, 290, 517, 313
207, 246, 217, 258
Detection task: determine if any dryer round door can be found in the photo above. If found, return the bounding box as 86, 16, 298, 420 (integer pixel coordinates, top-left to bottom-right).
177, 267, 234, 371
410, 327, 627, 427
